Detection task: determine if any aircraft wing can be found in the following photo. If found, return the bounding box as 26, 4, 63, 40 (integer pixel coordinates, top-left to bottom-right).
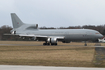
4, 34, 65, 41
4, 34, 18, 36
19, 34, 64, 41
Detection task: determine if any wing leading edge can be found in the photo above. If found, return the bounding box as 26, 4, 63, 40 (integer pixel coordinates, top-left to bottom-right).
19, 34, 64, 41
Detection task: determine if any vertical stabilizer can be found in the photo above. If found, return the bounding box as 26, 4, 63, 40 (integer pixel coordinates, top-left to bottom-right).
11, 13, 24, 29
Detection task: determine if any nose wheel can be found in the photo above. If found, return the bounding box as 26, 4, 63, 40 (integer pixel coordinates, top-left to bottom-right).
84, 43, 87, 46
84, 41, 87, 46
51, 43, 57, 45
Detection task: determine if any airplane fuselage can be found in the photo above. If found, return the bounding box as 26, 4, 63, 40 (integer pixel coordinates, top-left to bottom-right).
16, 28, 103, 42
10, 13, 103, 46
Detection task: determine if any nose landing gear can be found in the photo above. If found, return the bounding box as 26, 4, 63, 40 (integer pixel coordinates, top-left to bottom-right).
84, 41, 87, 46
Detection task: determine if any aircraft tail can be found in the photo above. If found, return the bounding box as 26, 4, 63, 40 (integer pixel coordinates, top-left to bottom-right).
11, 13, 24, 29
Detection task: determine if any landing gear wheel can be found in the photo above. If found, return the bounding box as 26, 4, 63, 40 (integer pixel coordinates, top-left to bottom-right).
51, 43, 57, 46
55, 43, 57, 45
84, 41, 87, 46
51, 43, 54, 45
47, 43, 50, 45
43, 43, 50, 45
84, 43, 87, 46
43, 43, 46, 45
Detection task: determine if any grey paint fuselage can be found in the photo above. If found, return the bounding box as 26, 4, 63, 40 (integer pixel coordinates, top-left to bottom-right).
16, 28, 103, 41
10, 13, 103, 43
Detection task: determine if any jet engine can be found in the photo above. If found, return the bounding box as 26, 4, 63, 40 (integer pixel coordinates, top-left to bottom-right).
10, 30, 16, 34
51, 38, 57, 43
26, 24, 38, 29
47, 38, 51, 43
47, 38, 57, 43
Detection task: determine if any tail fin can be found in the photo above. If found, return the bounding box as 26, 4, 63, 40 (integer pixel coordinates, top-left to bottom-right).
11, 13, 24, 29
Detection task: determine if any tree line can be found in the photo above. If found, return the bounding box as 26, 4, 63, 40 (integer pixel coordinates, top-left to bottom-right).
0, 25, 105, 40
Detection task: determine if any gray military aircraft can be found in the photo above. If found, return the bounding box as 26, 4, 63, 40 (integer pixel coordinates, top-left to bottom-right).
10, 13, 103, 46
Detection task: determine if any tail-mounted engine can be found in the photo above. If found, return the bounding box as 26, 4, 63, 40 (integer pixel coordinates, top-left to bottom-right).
10, 30, 16, 34
26, 24, 38, 29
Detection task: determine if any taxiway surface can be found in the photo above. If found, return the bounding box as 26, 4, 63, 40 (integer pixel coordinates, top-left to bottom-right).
0, 43, 105, 47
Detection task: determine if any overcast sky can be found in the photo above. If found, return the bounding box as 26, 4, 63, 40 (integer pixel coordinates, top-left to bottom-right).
0, 0, 105, 28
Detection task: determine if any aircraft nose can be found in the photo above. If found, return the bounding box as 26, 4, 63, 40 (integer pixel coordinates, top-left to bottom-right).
98, 34, 103, 39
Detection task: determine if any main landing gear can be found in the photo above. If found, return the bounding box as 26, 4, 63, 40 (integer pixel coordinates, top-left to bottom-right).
43, 42, 57, 46
43, 43, 50, 45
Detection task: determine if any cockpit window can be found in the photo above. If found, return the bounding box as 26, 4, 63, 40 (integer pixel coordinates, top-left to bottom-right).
96, 33, 100, 34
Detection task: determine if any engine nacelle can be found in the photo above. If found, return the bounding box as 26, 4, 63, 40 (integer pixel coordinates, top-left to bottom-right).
47, 38, 51, 43
47, 38, 57, 43
26, 24, 38, 29
51, 38, 57, 43
10, 30, 16, 34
